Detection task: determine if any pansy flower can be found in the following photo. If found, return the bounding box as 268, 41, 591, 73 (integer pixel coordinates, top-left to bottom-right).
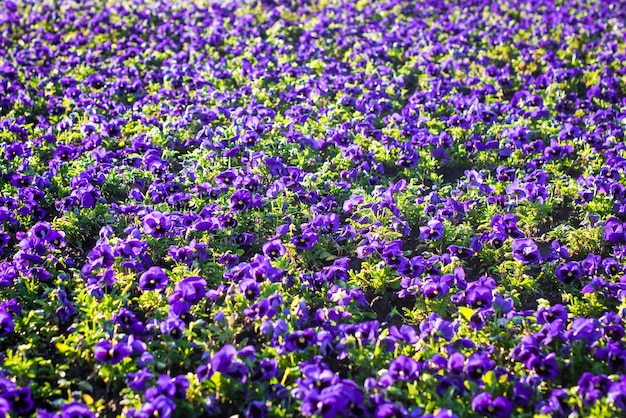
127, 368, 154, 391
465, 352, 495, 380
529, 353, 559, 380
199, 344, 249, 383
603, 218, 625, 244
0, 309, 14, 336
387, 355, 420, 381
465, 285, 493, 309
168, 276, 207, 305
230, 188, 252, 212
94, 340, 130, 364
577, 372, 610, 406
471, 392, 512, 418
555, 261, 583, 284
512, 238, 541, 264
291, 232, 318, 250
61, 402, 95, 418
7, 387, 34, 415
139, 267, 169, 291
263, 239, 286, 259
419, 219, 444, 241
142, 211, 172, 238
285, 329, 317, 352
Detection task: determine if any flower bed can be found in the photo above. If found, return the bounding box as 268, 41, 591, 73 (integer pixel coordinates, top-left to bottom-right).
1, 0, 626, 416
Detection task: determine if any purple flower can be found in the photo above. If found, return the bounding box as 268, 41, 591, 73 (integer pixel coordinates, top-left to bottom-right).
537, 388, 572, 415
142, 211, 172, 238
604, 218, 625, 244
389, 325, 418, 345
285, 330, 316, 352
169, 276, 207, 305
137, 395, 176, 418
206, 344, 249, 382
422, 277, 449, 299
230, 188, 252, 212
555, 261, 582, 284
206, 345, 230, 372
94, 340, 130, 364
139, 267, 169, 291
578, 372, 610, 405
251, 358, 279, 382
381, 241, 406, 268
245, 400, 268, 418
447, 245, 474, 260
529, 353, 559, 380
73, 185, 101, 209
215, 168, 239, 188
597, 343, 626, 370
536, 304, 568, 324
564, 318, 601, 343
263, 239, 286, 259
465, 285, 493, 309
465, 352, 495, 380
127, 368, 154, 391
160, 316, 185, 339
388, 355, 419, 381
550, 240, 570, 259
0, 309, 14, 336
446, 352, 466, 376
61, 402, 95, 418
374, 403, 408, 418
471, 392, 513, 418
291, 233, 318, 250
512, 238, 541, 264
112, 307, 145, 334
602, 257, 621, 276
233, 232, 255, 246
239, 279, 260, 301
7, 387, 34, 415
419, 219, 444, 240
607, 374, 626, 410
0, 398, 8, 418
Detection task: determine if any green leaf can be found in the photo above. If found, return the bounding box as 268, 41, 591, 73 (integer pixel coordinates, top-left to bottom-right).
483, 370, 495, 387
55, 343, 72, 354
458, 306, 476, 322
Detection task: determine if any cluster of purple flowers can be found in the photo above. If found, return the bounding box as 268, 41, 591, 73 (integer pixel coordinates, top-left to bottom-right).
1, 0, 626, 416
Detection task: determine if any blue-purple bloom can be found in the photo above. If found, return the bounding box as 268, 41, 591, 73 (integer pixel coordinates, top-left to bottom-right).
512, 238, 541, 264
